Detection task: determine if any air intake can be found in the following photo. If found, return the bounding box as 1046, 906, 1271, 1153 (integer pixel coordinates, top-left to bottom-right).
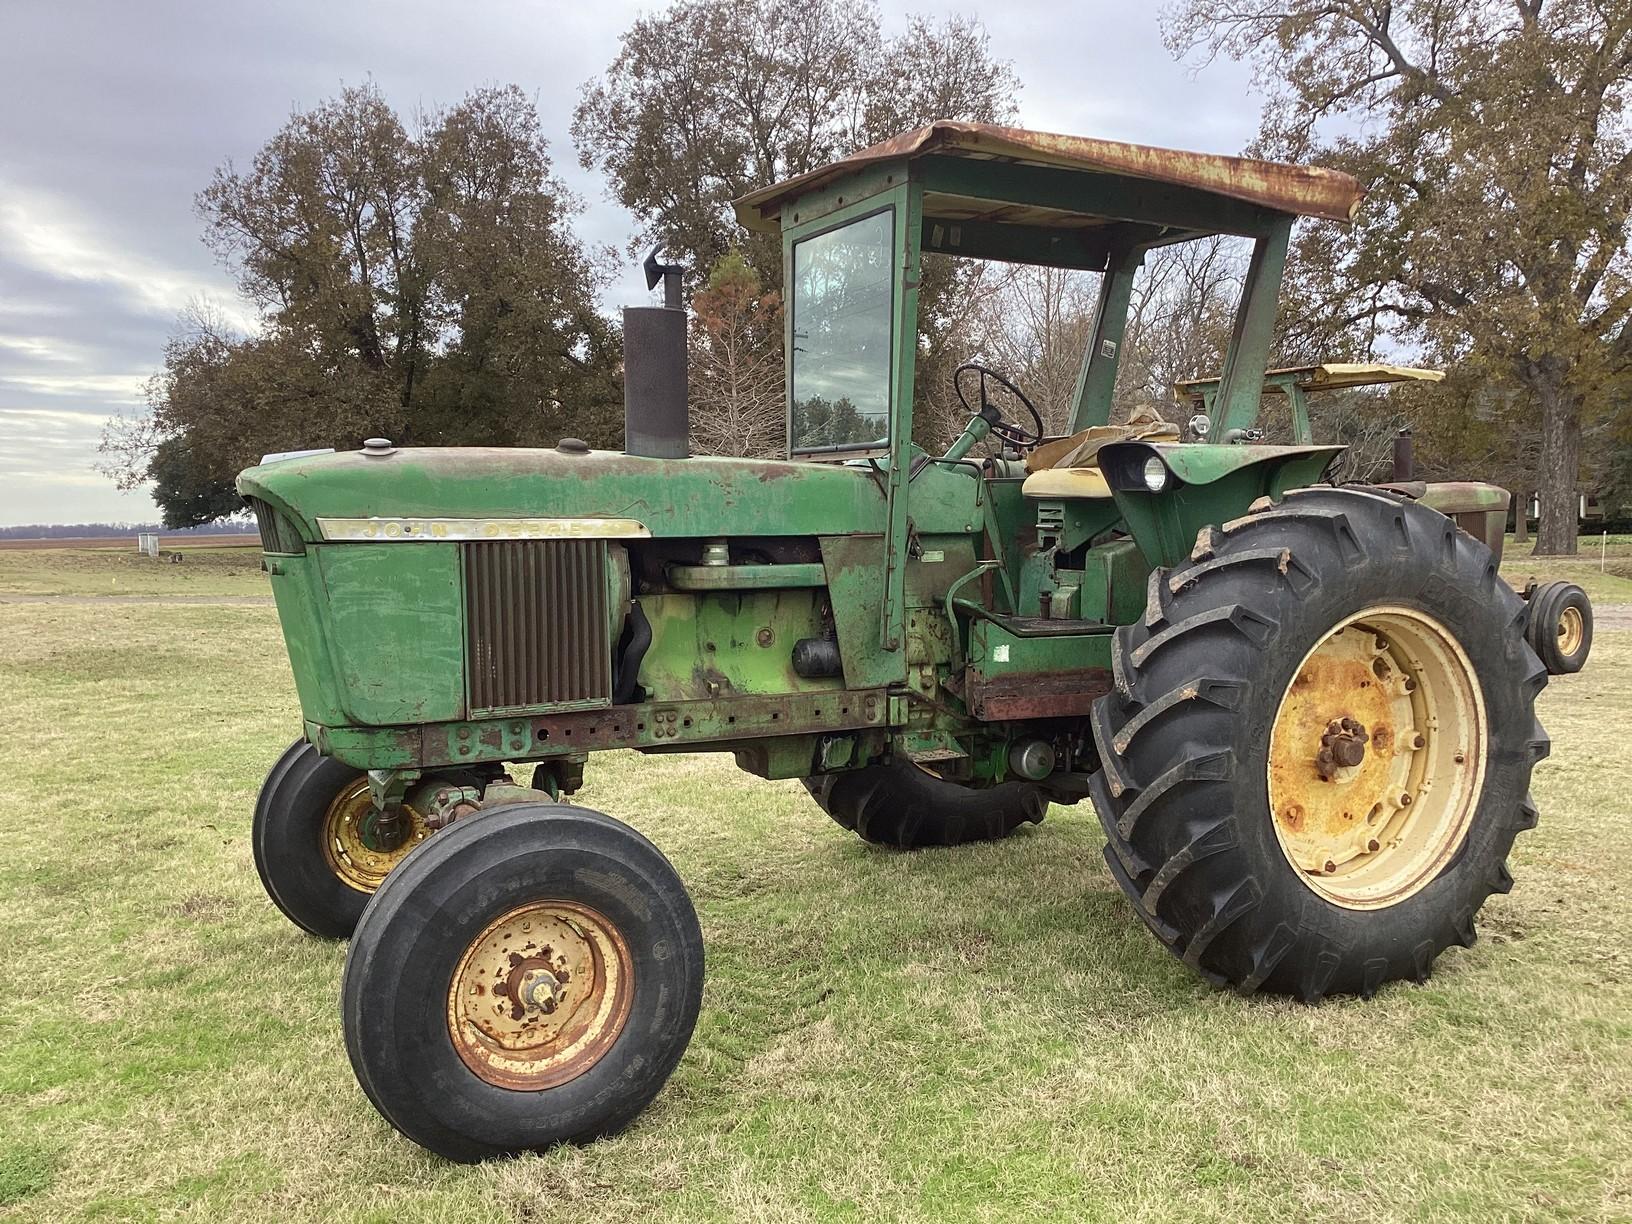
246, 497, 303, 554
463, 539, 613, 714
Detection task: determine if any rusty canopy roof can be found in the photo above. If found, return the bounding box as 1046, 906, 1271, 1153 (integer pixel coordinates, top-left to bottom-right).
733, 121, 1364, 234
1175, 363, 1444, 399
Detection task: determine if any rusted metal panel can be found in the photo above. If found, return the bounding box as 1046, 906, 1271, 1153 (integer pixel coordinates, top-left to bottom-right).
734, 121, 1364, 232
965, 667, 1112, 720
419, 688, 893, 769
464, 539, 612, 715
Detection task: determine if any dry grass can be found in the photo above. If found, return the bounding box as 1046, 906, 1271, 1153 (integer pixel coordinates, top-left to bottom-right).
0, 567, 1629, 1220
0, 547, 268, 597
1500, 533, 1632, 605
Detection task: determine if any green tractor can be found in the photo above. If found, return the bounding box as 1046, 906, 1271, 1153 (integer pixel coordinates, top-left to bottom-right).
239, 122, 1574, 1162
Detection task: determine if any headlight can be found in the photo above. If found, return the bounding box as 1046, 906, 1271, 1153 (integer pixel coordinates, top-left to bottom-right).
1142, 456, 1170, 493
1187, 413, 1211, 440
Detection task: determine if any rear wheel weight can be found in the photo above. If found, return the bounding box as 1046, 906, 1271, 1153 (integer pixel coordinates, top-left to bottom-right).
803, 758, 1046, 848
342, 804, 704, 1163
1089, 488, 1548, 1001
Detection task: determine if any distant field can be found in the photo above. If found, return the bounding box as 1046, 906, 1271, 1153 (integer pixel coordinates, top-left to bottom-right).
0, 547, 269, 597
0, 568, 1629, 1217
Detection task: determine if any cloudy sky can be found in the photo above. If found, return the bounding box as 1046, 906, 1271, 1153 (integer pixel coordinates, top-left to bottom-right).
0, 0, 1259, 527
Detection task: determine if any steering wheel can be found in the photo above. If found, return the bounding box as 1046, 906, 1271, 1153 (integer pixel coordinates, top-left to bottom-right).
953, 362, 1046, 449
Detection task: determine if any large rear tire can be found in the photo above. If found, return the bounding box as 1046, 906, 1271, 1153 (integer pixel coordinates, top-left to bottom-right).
1089, 488, 1549, 1001
342, 803, 703, 1162
803, 759, 1046, 849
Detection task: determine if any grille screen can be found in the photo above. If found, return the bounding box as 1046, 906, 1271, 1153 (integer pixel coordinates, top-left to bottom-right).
247, 497, 303, 554
464, 539, 613, 714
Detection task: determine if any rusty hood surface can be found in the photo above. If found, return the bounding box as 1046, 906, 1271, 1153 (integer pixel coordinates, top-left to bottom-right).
734, 121, 1364, 232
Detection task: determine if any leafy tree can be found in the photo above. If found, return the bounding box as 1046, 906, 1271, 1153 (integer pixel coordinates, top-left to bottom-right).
574, 1, 1018, 280
576, 1, 1020, 442
689, 251, 785, 457
1166, 0, 1632, 554
146, 435, 242, 529
102, 84, 620, 522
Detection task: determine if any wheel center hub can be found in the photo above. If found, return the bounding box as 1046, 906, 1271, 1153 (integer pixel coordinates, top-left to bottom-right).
1316, 717, 1370, 779
447, 900, 634, 1090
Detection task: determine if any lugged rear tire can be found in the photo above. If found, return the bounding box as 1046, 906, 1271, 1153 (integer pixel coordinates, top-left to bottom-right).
1089, 488, 1549, 1001
803, 759, 1046, 848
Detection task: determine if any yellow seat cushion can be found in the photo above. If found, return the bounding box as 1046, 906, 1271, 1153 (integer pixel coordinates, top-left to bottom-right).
1020, 466, 1114, 500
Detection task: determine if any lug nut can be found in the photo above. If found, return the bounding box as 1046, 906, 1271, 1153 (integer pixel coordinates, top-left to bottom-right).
1399, 793, 1413, 806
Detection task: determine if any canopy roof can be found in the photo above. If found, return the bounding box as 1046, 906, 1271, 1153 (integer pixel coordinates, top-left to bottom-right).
733, 121, 1364, 236
1176, 363, 1444, 399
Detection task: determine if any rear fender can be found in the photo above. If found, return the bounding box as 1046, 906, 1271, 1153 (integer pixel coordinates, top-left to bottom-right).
1098, 442, 1345, 569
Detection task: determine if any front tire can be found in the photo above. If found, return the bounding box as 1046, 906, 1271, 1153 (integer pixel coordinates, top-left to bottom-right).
342, 804, 704, 1162
1089, 488, 1549, 1001
252, 739, 429, 939
803, 759, 1046, 848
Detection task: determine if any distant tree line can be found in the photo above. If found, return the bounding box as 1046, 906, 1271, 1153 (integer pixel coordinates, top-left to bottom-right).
0, 521, 255, 539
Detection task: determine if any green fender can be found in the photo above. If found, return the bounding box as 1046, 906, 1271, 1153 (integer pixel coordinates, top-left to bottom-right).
1096, 441, 1346, 569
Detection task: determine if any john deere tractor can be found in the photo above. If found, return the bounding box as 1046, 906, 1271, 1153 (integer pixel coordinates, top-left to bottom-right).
238, 122, 1581, 1162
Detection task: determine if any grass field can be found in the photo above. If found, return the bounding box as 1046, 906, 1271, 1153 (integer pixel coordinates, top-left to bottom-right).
0, 547, 269, 597
1, 552, 1629, 1221
1500, 533, 1632, 604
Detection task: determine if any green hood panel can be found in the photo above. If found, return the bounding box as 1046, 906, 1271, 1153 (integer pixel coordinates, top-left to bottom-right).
238, 447, 898, 540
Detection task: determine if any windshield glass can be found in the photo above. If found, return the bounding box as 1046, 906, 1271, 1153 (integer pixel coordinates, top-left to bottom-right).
789, 209, 893, 452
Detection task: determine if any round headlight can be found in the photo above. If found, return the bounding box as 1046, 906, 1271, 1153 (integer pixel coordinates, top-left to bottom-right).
1142, 456, 1170, 493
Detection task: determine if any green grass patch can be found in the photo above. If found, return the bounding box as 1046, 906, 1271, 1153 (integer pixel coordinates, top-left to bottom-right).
1, 603, 1628, 1220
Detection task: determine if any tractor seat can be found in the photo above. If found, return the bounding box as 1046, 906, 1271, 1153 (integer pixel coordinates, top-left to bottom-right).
1020, 466, 1114, 500
1020, 407, 1179, 500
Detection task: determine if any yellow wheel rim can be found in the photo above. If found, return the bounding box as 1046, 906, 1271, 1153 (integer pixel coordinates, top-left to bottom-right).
1268, 606, 1486, 910
320, 779, 428, 894
1557, 604, 1585, 657
446, 900, 633, 1091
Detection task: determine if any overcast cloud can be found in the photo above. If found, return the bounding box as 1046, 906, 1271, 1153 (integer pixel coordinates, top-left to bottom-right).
0, 0, 1258, 527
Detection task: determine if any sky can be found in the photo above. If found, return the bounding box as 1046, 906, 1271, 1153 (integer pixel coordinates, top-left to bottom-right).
0, 0, 1260, 528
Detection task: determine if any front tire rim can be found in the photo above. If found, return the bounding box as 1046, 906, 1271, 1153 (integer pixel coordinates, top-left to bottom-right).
1557, 604, 1585, 656
446, 900, 634, 1091
1267, 605, 1487, 910
320, 779, 428, 894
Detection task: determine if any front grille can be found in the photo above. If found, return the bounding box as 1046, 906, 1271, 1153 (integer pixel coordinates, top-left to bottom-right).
247, 497, 303, 554
464, 539, 613, 714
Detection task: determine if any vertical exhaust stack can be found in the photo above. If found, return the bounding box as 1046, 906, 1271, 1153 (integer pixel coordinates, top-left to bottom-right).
623, 250, 689, 459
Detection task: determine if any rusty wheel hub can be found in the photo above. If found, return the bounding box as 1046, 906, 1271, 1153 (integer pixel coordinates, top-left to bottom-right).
446, 900, 633, 1090
321, 779, 428, 894
1268, 606, 1486, 909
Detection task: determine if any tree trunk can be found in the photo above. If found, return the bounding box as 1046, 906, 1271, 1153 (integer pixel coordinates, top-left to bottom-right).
1511, 487, 1528, 545
1532, 365, 1581, 556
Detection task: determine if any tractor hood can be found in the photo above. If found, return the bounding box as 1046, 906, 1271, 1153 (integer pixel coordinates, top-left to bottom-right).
236, 445, 892, 543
